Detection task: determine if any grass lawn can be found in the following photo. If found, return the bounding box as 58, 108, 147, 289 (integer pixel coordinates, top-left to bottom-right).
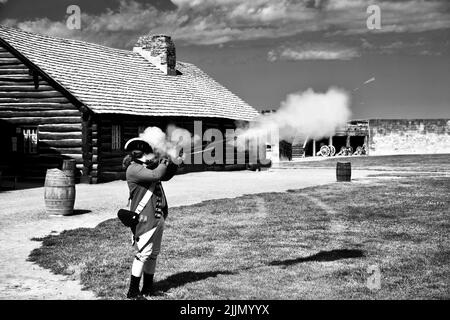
29, 155, 450, 299
28, 164, 450, 299
281, 154, 450, 173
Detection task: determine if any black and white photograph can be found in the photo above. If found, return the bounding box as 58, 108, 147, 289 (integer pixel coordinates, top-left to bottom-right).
0, 0, 448, 307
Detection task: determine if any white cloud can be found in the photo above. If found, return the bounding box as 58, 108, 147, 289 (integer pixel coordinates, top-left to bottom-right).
358, 38, 447, 56
268, 43, 361, 61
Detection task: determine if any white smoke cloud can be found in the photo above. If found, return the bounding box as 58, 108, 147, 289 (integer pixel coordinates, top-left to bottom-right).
138, 125, 201, 160
236, 87, 352, 144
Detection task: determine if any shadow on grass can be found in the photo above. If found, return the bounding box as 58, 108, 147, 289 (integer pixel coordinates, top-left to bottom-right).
152, 249, 365, 294
268, 249, 365, 267
154, 270, 236, 294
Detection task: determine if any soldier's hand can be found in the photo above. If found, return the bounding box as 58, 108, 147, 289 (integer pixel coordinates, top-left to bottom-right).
159, 156, 170, 166
139, 215, 148, 223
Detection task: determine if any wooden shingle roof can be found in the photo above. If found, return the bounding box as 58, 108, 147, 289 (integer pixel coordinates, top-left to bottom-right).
0, 25, 259, 121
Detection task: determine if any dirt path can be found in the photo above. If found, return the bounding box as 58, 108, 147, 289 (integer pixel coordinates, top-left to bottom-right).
0, 168, 376, 300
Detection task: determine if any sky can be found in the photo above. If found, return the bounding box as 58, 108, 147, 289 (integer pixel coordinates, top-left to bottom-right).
0, 0, 449, 119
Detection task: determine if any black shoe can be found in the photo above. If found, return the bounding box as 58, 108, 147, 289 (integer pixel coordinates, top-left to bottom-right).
140, 286, 154, 297
127, 274, 144, 300
141, 273, 154, 297
127, 289, 146, 300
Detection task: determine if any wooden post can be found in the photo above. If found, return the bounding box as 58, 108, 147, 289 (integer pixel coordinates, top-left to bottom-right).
312, 139, 316, 157
346, 135, 351, 148
329, 136, 333, 146
364, 135, 369, 155
81, 111, 93, 183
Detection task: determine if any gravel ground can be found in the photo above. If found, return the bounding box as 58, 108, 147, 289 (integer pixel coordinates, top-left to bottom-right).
0, 168, 377, 300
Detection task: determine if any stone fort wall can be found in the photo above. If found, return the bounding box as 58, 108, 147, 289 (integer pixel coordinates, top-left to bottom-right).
369, 119, 450, 155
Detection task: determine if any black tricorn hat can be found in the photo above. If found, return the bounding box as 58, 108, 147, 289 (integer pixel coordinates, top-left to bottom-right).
124, 138, 153, 153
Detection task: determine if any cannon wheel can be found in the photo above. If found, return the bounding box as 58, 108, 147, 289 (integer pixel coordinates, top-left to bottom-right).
329, 145, 336, 156
320, 145, 331, 157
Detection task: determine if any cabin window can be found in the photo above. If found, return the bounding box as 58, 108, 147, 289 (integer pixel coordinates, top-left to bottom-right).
21, 127, 38, 154
112, 124, 122, 150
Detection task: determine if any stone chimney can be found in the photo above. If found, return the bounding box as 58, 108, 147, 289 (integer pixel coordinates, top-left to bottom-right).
133, 35, 177, 75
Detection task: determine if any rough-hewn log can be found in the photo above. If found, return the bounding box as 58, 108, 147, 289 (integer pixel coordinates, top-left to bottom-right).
101, 165, 125, 171
100, 171, 126, 181
25, 153, 83, 164
0, 80, 42, 86
0, 65, 28, 71
0, 54, 11, 58
0, 75, 34, 81
98, 154, 125, 162
0, 102, 75, 109
122, 120, 157, 125
38, 123, 82, 132
22, 164, 60, 171
0, 63, 23, 69
100, 142, 112, 150
0, 57, 22, 62
39, 147, 83, 154
100, 133, 112, 141
124, 127, 139, 135
0, 85, 55, 91
0, 110, 80, 118
60, 154, 83, 162
38, 131, 82, 140
101, 157, 124, 165
0, 104, 75, 111
100, 127, 112, 136
0, 69, 28, 75
39, 139, 82, 147
0, 91, 63, 98
0, 97, 70, 104
3, 116, 81, 124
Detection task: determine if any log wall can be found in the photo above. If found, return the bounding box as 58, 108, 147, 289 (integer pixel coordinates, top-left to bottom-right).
0, 43, 85, 179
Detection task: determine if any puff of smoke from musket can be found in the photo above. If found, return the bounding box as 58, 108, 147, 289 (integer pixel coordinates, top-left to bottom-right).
234, 87, 352, 149
138, 125, 201, 160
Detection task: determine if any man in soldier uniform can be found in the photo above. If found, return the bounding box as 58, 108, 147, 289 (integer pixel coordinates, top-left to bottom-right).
123, 137, 178, 299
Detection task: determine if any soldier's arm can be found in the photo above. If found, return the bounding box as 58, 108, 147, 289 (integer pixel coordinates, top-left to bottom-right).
161, 161, 178, 181
132, 163, 168, 183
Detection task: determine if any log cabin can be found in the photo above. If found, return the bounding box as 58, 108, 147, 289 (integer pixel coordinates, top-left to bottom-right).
0, 25, 259, 183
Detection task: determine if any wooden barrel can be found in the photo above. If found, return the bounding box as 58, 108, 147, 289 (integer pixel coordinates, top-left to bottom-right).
336, 162, 351, 182
44, 168, 76, 215
62, 159, 76, 185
